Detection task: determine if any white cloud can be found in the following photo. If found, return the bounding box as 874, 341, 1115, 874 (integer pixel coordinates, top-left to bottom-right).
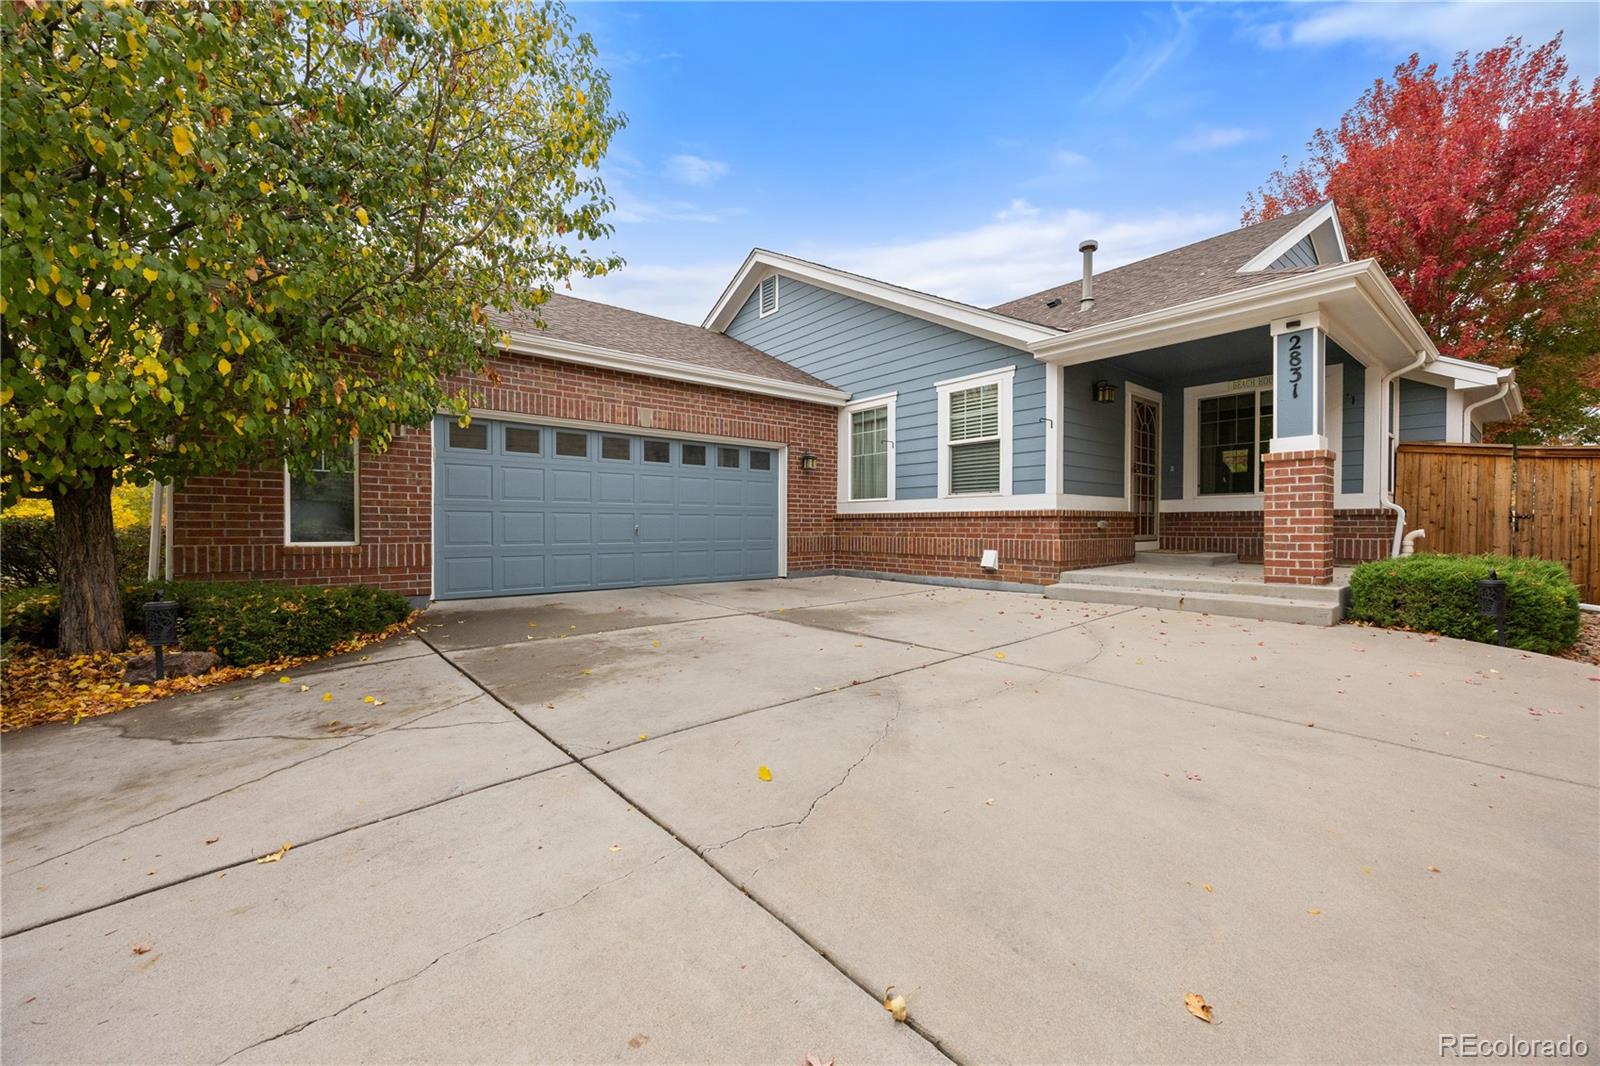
1092, 5, 1196, 107
1051, 149, 1090, 169
817, 204, 1232, 309
1253, 1, 1597, 76
664, 153, 730, 186
1175, 126, 1258, 152
566, 260, 742, 325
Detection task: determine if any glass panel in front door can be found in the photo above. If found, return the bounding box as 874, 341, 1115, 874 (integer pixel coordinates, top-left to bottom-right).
1132, 398, 1159, 539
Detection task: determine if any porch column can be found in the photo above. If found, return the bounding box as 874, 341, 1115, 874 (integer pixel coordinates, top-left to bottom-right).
1265, 314, 1334, 585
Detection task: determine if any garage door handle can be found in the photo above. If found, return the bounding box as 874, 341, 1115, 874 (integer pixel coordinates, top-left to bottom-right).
634, 525, 640, 537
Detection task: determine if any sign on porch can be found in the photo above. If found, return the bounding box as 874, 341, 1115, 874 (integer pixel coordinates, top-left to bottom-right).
1273, 327, 1320, 440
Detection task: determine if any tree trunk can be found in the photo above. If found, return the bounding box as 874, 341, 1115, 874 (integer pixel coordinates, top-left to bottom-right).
50, 469, 127, 654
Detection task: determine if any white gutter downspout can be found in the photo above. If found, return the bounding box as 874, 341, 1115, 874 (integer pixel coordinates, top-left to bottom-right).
1461, 376, 1511, 442
146, 481, 164, 581
1380, 350, 1430, 557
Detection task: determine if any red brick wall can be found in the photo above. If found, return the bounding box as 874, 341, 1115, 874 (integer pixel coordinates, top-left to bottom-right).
831, 511, 1135, 585
1333, 508, 1391, 563
173, 354, 840, 593
1262, 450, 1335, 585
1160, 511, 1263, 561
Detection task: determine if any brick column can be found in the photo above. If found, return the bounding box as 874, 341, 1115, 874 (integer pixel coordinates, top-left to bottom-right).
1262, 449, 1335, 585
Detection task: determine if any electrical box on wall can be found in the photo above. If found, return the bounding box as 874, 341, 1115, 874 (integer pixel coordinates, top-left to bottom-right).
979, 549, 999, 571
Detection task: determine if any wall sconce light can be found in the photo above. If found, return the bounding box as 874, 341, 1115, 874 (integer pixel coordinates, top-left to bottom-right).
1093, 380, 1118, 405
799, 452, 819, 472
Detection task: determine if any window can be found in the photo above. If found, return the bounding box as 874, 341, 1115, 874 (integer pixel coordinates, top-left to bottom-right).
681, 443, 706, 466
555, 431, 587, 458
758, 275, 779, 317
449, 421, 487, 450
504, 426, 541, 455
601, 435, 631, 461
849, 406, 890, 500
1197, 389, 1272, 495
718, 446, 740, 469
946, 382, 1001, 495
749, 450, 771, 471
644, 439, 671, 463
287, 443, 357, 544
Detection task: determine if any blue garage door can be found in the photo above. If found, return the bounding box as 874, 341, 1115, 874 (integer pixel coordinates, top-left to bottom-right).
433, 417, 780, 599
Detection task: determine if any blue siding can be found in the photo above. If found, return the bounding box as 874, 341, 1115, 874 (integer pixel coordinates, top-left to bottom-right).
1398, 380, 1447, 442
1330, 342, 1365, 494
1060, 362, 1163, 497
1268, 235, 1319, 270
727, 277, 1045, 497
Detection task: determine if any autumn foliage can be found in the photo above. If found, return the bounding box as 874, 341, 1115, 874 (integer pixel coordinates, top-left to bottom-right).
1246, 36, 1600, 440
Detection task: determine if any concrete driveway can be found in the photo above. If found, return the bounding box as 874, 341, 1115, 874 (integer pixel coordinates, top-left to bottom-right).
3, 576, 1596, 1064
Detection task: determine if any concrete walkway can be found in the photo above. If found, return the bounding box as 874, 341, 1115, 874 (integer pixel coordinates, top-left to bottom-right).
3, 576, 1596, 1063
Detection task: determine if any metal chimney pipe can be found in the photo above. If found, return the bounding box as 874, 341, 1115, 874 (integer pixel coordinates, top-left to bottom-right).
1078, 239, 1098, 312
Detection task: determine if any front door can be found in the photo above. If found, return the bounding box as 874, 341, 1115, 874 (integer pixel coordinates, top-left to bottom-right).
1131, 394, 1160, 542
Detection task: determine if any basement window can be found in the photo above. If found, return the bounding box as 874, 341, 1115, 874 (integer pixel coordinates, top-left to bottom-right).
286, 443, 357, 545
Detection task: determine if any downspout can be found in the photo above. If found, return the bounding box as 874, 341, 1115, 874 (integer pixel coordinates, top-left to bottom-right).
1379, 351, 1429, 557
1461, 376, 1511, 443
146, 481, 164, 581
163, 482, 174, 582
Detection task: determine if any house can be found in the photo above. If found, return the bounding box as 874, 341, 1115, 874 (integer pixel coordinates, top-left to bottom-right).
169, 203, 1521, 604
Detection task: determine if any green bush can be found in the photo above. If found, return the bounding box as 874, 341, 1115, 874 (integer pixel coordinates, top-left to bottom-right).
1348, 553, 1581, 654
1, 581, 413, 666
0, 516, 153, 590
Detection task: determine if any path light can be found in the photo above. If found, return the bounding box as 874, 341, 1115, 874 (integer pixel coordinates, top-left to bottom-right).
143, 587, 179, 680
1475, 568, 1508, 646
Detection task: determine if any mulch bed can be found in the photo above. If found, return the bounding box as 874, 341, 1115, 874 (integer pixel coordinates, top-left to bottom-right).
1556, 612, 1600, 666
0, 615, 418, 732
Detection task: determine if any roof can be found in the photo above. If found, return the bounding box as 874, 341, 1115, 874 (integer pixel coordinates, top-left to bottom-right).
990, 205, 1340, 332
496, 293, 836, 390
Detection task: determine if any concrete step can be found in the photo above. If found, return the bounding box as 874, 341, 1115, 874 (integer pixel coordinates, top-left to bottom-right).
1043, 582, 1345, 626
1134, 550, 1237, 567
1059, 567, 1348, 605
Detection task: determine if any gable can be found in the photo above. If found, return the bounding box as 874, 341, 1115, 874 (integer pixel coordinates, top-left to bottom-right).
1267, 234, 1319, 271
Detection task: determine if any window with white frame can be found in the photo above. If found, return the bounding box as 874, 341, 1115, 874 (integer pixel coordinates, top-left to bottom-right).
1196, 388, 1273, 495
945, 381, 1002, 495
287, 442, 357, 544
849, 404, 891, 500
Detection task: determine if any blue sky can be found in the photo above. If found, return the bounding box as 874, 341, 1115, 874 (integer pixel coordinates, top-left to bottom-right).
565, 1, 1599, 324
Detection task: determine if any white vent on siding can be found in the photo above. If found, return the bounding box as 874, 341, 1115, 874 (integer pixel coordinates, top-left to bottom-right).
758, 275, 779, 317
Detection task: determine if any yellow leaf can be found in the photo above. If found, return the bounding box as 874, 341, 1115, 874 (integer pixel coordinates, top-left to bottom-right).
1203, 883, 1213, 893
142, 267, 159, 282
299, 685, 309, 692
757, 765, 773, 782
638, 733, 649, 741
258, 181, 274, 194
322, 692, 332, 702
278, 675, 292, 683
55, 288, 73, 307
882, 987, 908, 1023
255, 842, 293, 864
171, 126, 194, 156
248, 120, 261, 139
1307, 908, 1322, 916
363, 695, 375, 704
355, 206, 369, 226
186, 254, 199, 269
85, 371, 100, 383
1184, 993, 1213, 1023
993, 651, 1007, 660
75, 292, 91, 310
217, 357, 232, 376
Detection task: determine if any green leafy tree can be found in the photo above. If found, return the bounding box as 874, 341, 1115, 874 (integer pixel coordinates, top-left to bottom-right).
2, 0, 623, 651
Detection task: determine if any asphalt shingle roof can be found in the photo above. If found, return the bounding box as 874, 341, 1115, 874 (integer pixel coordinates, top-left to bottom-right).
496, 294, 835, 390
989, 206, 1336, 332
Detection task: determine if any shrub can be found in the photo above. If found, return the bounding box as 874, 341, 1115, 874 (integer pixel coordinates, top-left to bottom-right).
1348, 553, 1581, 654
0, 516, 153, 590
1, 581, 413, 666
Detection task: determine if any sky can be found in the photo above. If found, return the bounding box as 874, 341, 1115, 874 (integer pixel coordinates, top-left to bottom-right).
563, 1, 1599, 324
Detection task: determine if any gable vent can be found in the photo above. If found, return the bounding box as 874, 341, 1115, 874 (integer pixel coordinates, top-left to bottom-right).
758, 275, 780, 317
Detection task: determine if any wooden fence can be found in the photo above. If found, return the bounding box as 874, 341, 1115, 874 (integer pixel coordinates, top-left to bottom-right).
1394, 442, 1600, 602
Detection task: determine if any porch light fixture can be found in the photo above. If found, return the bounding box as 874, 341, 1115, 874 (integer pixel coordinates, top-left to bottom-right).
799, 452, 819, 472
1093, 380, 1118, 405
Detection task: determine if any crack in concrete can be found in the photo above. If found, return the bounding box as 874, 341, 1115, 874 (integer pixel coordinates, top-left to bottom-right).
703, 681, 907, 856
9, 696, 491, 877
215, 850, 676, 1064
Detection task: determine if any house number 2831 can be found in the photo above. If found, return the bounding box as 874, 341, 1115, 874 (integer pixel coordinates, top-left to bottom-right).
1287, 333, 1304, 399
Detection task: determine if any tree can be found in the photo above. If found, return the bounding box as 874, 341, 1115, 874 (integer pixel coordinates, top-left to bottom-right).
2, 1, 623, 651
1244, 36, 1600, 441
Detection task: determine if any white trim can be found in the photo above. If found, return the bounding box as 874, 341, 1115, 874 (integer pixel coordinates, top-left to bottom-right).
839, 392, 898, 503
428, 421, 437, 601
1238, 203, 1349, 273
758, 274, 779, 318
935, 367, 1014, 500
1032, 259, 1437, 371
837, 492, 1124, 516
497, 327, 849, 407
777, 444, 789, 578
284, 445, 360, 547
703, 249, 1062, 348
1043, 362, 1063, 495
451, 407, 785, 450
1124, 381, 1163, 530
1269, 316, 1327, 453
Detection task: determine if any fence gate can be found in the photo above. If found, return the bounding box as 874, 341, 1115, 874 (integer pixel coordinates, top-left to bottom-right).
1394, 443, 1600, 603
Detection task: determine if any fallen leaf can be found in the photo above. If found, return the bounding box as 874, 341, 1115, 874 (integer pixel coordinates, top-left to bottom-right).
362, 695, 375, 704
1307, 907, 1322, 916
802, 1055, 833, 1066
373, 699, 385, 706
638, 733, 649, 741
984, 798, 995, 806
609, 844, 622, 853
527, 622, 538, 628
322, 692, 332, 702
1203, 883, 1213, 893
651, 640, 661, 648
278, 676, 292, 684
1184, 992, 1213, 1023
757, 765, 773, 782
628, 1034, 648, 1049
131, 943, 151, 955
298, 685, 309, 692
882, 986, 908, 1023
204, 836, 219, 845
256, 842, 293, 864
993, 651, 1007, 660
580, 669, 594, 676
1427, 865, 1441, 873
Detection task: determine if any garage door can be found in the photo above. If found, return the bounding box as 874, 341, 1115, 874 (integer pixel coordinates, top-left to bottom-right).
433, 416, 780, 599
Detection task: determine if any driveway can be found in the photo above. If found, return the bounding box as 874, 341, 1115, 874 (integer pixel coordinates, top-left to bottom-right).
3, 576, 1596, 1063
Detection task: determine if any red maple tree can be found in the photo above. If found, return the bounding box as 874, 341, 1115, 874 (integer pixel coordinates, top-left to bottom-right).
1246, 36, 1600, 440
